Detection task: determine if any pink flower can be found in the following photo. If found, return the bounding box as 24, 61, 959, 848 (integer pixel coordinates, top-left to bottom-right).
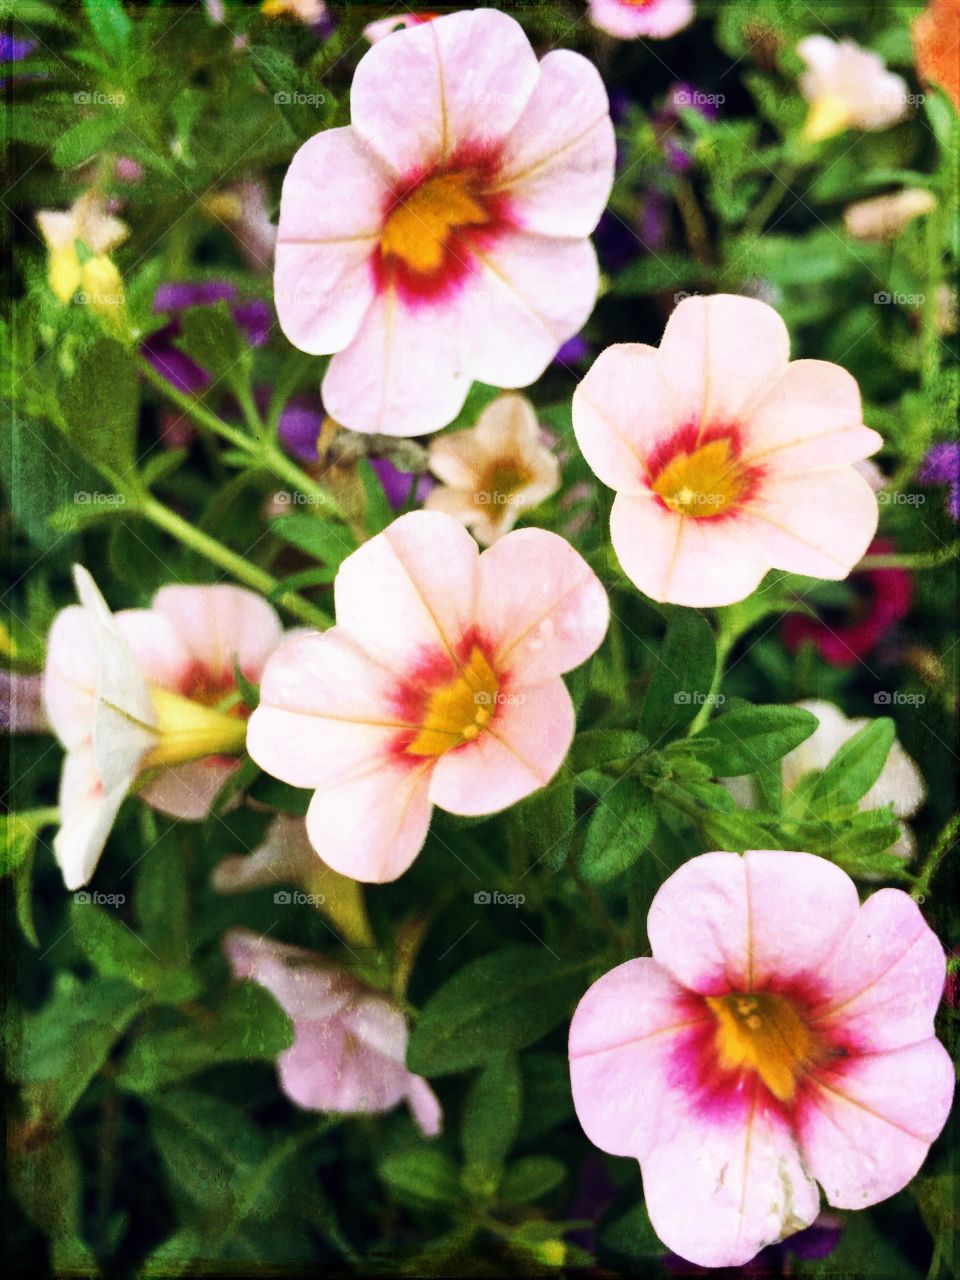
224, 928, 441, 1134
572, 294, 882, 606
588, 0, 694, 41
43, 569, 283, 888
570, 851, 953, 1268
797, 36, 911, 143
364, 12, 441, 44
274, 8, 615, 436
247, 510, 608, 882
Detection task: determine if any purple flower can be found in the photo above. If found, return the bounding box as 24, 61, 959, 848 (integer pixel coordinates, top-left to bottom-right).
0, 31, 36, 87
277, 398, 325, 463
143, 282, 273, 395
653, 82, 719, 175
918, 442, 960, 519
369, 457, 433, 510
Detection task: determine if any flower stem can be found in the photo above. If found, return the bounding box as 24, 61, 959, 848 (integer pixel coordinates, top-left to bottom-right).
858, 542, 960, 571
912, 813, 960, 902
138, 358, 344, 519
140, 496, 332, 630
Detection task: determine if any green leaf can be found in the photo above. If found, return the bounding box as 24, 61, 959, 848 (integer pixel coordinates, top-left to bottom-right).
506, 772, 575, 872
499, 1156, 565, 1203
358, 458, 393, 536
53, 112, 124, 169
378, 1150, 461, 1207
0, 416, 104, 549
701, 807, 781, 853
83, 0, 132, 56
691, 705, 817, 777
811, 717, 895, 808
61, 337, 139, 477
270, 513, 357, 569
71, 898, 200, 1005
639, 610, 717, 745
248, 45, 332, 140
8, 1130, 96, 1270
117, 984, 294, 1093
177, 302, 247, 384
407, 947, 583, 1076
601, 1202, 663, 1258
17, 974, 143, 1127
570, 730, 649, 773
461, 1053, 522, 1178
579, 779, 655, 884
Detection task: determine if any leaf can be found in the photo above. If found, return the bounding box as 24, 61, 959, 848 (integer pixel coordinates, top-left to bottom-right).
117, 984, 294, 1093
691, 705, 817, 777
53, 112, 124, 169
639, 610, 717, 745
461, 1053, 522, 1178
177, 302, 247, 383
358, 458, 393, 536
517, 1052, 573, 1142
407, 947, 583, 1076
8, 1130, 96, 1270
71, 898, 200, 1005
0, 416, 103, 549
601, 1202, 663, 1258
498, 1156, 565, 1203
270, 513, 357, 569
506, 772, 575, 872
810, 717, 895, 808
61, 337, 139, 477
701, 807, 781, 853
17, 974, 143, 1128
83, 0, 132, 56
378, 1150, 461, 1207
569, 730, 649, 773
578, 779, 655, 884
248, 45, 332, 140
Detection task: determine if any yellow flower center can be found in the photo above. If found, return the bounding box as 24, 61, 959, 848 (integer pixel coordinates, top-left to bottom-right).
650, 436, 749, 518
477, 460, 532, 509
406, 646, 499, 757
706, 992, 818, 1103
381, 170, 490, 276
144, 688, 248, 768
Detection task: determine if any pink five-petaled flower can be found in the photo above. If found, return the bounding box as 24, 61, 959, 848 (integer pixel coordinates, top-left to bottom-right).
43, 568, 283, 889
569, 850, 954, 1268
274, 8, 615, 437
588, 0, 694, 41
246, 510, 609, 882
572, 294, 882, 607
224, 928, 441, 1135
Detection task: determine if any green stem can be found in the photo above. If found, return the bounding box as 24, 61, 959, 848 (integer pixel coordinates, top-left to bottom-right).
859, 542, 960, 571
141, 496, 332, 629
675, 175, 713, 264
743, 163, 799, 238
689, 622, 738, 735
138, 358, 344, 519
912, 813, 960, 902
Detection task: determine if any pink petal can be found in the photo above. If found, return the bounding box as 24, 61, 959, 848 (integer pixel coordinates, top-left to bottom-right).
305, 755, 434, 883
812, 889, 947, 1052
350, 10, 539, 177
274, 126, 386, 356
799, 1040, 954, 1209
610, 494, 770, 607
658, 295, 790, 429
462, 231, 600, 388
139, 757, 238, 820
572, 343, 677, 494
151, 584, 283, 683
333, 512, 480, 672
569, 957, 710, 1158
247, 629, 404, 790
589, 0, 694, 40
428, 677, 574, 816
642, 1092, 819, 1268
742, 467, 879, 579
115, 608, 193, 689
223, 928, 353, 1021
647, 850, 860, 995
280, 1018, 409, 1114
322, 288, 470, 436
407, 1076, 443, 1137
477, 528, 609, 685
744, 360, 882, 472
54, 746, 128, 890
496, 49, 615, 237
43, 605, 97, 750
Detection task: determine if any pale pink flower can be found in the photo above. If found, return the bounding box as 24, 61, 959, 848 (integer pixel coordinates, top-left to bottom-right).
572, 294, 882, 607
843, 188, 937, 241
224, 928, 442, 1134
570, 850, 953, 1268
274, 8, 615, 436
425, 393, 560, 544
43, 568, 282, 888
797, 36, 912, 143
588, 0, 694, 41
247, 510, 608, 882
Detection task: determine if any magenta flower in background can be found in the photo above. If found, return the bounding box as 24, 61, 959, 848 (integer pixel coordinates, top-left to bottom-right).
782, 537, 913, 666
143, 282, 272, 395
918, 442, 960, 519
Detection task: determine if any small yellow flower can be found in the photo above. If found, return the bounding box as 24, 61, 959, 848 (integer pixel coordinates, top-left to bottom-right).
425, 393, 560, 545
36, 192, 128, 316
